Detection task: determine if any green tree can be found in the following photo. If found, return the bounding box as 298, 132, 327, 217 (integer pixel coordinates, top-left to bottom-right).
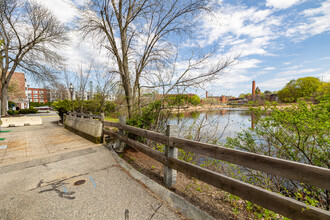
189, 95, 201, 106
278, 77, 322, 102
52, 100, 72, 123
239, 93, 251, 98
317, 82, 330, 96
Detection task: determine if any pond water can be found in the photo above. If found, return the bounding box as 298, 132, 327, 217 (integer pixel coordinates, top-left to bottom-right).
168, 108, 254, 143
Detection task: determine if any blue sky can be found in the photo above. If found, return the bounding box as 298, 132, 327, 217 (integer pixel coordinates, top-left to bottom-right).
33, 0, 330, 97
191, 0, 330, 97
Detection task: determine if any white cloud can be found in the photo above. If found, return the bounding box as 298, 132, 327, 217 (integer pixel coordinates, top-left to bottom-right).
208, 59, 261, 92
198, 5, 278, 46
298, 68, 322, 74
319, 70, 330, 81
258, 77, 293, 89
287, 65, 303, 70
264, 67, 275, 71
266, 0, 303, 9
33, 0, 78, 23
260, 68, 329, 90
277, 68, 322, 77
285, 0, 330, 40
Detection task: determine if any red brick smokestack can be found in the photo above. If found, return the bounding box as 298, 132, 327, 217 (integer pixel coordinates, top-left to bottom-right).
206, 91, 208, 98
252, 81, 256, 101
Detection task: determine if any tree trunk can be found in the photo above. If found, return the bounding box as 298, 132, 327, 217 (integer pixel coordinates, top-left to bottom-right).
123, 83, 133, 119
1, 83, 8, 116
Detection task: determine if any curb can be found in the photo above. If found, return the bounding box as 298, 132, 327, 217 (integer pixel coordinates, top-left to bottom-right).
0, 146, 100, 174
108, 145, 215, 220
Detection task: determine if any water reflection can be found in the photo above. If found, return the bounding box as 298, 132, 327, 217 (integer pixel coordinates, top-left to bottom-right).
169, 108, 253, 143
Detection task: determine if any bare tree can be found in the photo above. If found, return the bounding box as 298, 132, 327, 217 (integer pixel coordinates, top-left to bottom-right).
80, 0, 233, 118
95, 68, 118, 113
73, 62, 93, 112
0, 0, 67, 115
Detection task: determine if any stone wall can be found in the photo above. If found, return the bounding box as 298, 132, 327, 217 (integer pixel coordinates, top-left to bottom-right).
64, 113, 103, 144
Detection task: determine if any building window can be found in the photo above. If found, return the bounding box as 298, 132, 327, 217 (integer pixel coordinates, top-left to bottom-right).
33, 99, 38, 102
33, 95, 38, 98
40, 94, 44, 98
29, 99, 33, 102
40, 99, 44, 102
40, 91, 44, 94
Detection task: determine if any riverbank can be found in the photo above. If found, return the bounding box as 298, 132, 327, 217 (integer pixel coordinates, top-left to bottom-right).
169, 104, 249, 113
168, 103, 298, 113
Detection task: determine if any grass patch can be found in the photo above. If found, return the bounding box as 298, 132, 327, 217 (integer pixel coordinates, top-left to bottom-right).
105, 116, 119, 123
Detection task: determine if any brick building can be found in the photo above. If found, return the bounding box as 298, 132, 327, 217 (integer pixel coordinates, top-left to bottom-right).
28, 88, 48, 103
0, 72, 29, 109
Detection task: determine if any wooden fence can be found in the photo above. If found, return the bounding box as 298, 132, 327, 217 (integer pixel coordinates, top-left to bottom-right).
103, 120, 330, 220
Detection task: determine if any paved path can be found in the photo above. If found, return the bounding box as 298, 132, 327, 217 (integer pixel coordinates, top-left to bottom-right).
0, 114, 182, 220
0, 113, 98, 167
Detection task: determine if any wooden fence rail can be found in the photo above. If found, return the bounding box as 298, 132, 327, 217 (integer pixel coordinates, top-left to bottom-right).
103, 121, 330, 220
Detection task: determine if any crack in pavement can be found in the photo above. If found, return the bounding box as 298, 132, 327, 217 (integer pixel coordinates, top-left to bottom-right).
38, 178, 76, 200
149, 204, 163, 220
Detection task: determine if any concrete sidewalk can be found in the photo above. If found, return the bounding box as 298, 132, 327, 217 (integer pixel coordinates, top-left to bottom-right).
0, 146, 182, 220
0, 113, 183, 219
0, 115, 100, 167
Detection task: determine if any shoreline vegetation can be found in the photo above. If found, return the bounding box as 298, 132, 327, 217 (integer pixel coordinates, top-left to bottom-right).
116, 100, 329, 219
166, 103, 299, 113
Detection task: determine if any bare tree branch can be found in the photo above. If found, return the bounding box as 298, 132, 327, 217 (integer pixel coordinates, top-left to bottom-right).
0, 0, 68, 115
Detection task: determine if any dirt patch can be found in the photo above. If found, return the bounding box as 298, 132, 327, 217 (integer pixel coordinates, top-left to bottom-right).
120, 148, 254, 220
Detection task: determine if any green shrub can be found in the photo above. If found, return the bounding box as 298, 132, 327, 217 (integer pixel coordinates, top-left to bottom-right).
127, 100, 162, 129
7, 110, 17, 115
225, 101, 330, 210
7, 108, 38, 115
52, 100, 72, 122
8, 101, 15, 108
18, 108, 38, 114
29, 102, 53, 108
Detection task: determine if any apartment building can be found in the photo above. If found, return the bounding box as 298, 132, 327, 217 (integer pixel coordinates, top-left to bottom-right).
0, 72, 29, 109
28, 88, 48, 103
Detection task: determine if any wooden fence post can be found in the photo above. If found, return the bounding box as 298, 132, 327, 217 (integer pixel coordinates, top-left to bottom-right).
0, 101, 2, 132
164, 124, 178, 188
116, 115, 126, 152
101, 113, 105, 143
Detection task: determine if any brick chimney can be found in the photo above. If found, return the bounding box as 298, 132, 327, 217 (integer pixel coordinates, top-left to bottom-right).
252, 81, 256, 101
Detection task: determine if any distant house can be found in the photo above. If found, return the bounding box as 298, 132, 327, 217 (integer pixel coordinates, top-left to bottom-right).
266, 94, 278, 102
0, 72, 29, 109
105, 94, 116, 101
228, 97, 248, 104
28, 88, 48, 103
